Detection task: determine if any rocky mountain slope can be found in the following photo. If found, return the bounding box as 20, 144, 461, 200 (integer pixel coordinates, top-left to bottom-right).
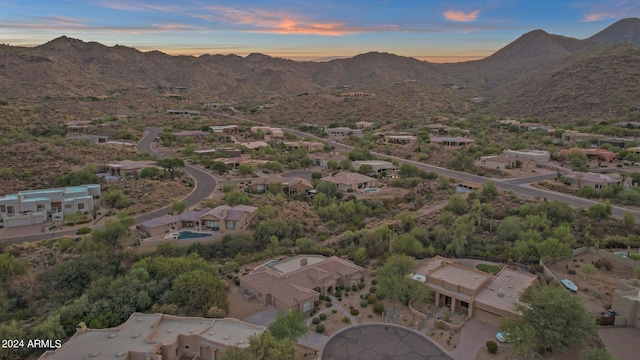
0, 18, 639, 122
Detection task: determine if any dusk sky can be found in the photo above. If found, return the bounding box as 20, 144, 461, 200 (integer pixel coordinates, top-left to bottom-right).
1, 1, 638, 62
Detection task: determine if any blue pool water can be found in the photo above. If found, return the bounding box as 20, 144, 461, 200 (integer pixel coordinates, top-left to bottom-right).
264, 260, 280, 267
177, 231, 212, 240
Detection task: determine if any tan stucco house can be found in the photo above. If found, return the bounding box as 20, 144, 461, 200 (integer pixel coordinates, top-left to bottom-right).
240, 255, 365, 314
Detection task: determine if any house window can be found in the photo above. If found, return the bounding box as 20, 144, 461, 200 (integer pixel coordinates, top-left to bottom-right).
0, 205, 5, 213
37, 204, 44, 211
303, 301, 311, 312
205, 220, 220, 231
7, 206, 14, 214
64, 204, 73, 209
77, 203, 85, 210
226, 221, 237, 230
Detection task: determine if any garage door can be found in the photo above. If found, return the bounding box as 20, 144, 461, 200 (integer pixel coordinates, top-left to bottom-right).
475, 308, 501, 325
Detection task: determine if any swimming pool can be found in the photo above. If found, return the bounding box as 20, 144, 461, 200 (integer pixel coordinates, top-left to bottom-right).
263, 259, 280, 267
176, 231, 213, 240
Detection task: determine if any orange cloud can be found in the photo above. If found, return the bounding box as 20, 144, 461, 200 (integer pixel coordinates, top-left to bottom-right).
443, 10, 480, 22
198, 5, 356, 36
583, 13, 616, 22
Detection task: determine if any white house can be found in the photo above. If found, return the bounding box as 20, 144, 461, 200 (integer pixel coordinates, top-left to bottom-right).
0, 184, 101, 228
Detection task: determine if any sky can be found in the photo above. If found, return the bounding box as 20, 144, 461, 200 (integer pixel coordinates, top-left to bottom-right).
0, 0, 638, 63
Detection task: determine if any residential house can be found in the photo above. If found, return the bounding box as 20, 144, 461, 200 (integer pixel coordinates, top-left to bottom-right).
614, 122, 640, 130
0, 185, 101, 228
326, 127, 361, 138
479, 154, 519, 170
320, 171, 378, 192
562, 130, 606, 144
172, 130, 209, 142
503, 149, 551, 163
210, 125, 239, 134
355, 121, 375, 129
558, 148, 618, 163
598, 137, 638, 149
498, 119, 520, 127
381, 133, 417, 145
352, 160, 397, 177
69, 135, 109, 144
561, 171, 632, 190
38, 313, 265, 360
301, 123, 325, 132
241, 176, 314, 195
240, 255, 365, 314
240, 141, 269, 150
194, 148, 242, 158
102, 160, 158, 178
282, 141, 325, 152
411, 256, 537, 325
166, 109, 201, 116
611, 278, 640, 328
139, 205, 258, 238
430, 136, 476, 147
65, 120, 93, 134
249, 126, 283, 138
426, 124, 471, 136
312, 153, 345, 169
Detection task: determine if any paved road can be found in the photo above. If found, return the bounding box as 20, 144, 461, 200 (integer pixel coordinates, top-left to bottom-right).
450, 319, 499, 360
0, 128, 217, 245
500, 173, 558, 185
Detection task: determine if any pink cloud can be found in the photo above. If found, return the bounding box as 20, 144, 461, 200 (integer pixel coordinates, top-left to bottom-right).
583, 13, 616, 22
443, 10, 480, 22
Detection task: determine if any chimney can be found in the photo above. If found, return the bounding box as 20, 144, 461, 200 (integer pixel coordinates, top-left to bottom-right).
300, 257, 308, 267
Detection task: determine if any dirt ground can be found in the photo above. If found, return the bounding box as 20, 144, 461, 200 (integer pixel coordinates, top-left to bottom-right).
547, 251, 636, 314
226, 281, 266, 320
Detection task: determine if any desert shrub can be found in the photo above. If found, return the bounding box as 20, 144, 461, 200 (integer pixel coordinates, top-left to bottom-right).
373, 302, 385, 315
435, 321, 447, 330
76, 227, 92, 235
312, 317, 320, 324
369, 286, 377, 293
331, 309, 337, 314
316, 324, 325, 333
367, 295, 376, 304
371, 279, 378, 285
350, 309, 359, 316
568, 269, 577, 275
360, 300, 368, 308
342, 316, 350, 323
595, 258, 613, 271
443, 312, 451, 322
326, 302, 333, 308
319, 313, 327, 321
335, 290, 342, 298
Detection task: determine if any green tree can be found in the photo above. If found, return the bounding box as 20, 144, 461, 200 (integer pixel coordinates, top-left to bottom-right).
514, 284, 596, 352
581, 264, 597, 281
54, 165, 100, 186
480, 181, 499, 200
224, 191, 251, 206
157, 157, 185, 173
211, 161, 230, 175
0, 253, 28, 283
172, 269, 228, 314
394, 234, 423, 256
377, 254, 432, 305
398, 163, 423, 178
536, 238, 572, 263
496, 216, 523, 242
623, 212, 636, 227
268, 310, 309, 342
170, 200, 187, 214
102, 189, 131, 209
444, 194, 468, 215
237, 163, 255, 176
357, 164, 374, 176
140, 166, 161, 179
587, 203, 612, 220
221, 332, 296, 360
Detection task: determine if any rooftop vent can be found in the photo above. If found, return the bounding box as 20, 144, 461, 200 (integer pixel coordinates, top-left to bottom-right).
116, 353, 125, 357
498, 289, 504, 297
132, 333, 141, 338
506, 274, 511, 277
167, 329, 174, 333
108, 333, 117, 338
208, 331, 215, 336
223, 336, 230, 340
137, 317, 145, 322
188, 330, 195, 334
89, 352, 99, 358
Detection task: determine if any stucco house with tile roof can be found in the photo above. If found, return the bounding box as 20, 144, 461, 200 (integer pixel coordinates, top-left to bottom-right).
240, 255, 365, 314
320, 171, 378, 192
38, 313, 264, 360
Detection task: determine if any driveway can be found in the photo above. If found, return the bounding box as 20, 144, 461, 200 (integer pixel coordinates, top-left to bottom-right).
598, 327, 640, 360
451, 319, 498, 360
242, 305, 280, 328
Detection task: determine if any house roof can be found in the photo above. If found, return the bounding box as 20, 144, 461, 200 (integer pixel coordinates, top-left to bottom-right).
482, 154, 519, 164
252, 176, 313, 189
320, 171, 377, 186
39, 313, 265, 360
564, 171, 623, 184
241, 255, 365, 307
431, 136, 475, 143
140, 205, 257, 228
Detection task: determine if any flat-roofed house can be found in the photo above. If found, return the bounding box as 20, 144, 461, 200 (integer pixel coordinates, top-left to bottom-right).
561, 171, 632, 190
558, 148, 618, 163
352, 160, 397, 177
355, 121, 375, 129
172, 130, 209, 142
283, 141, 325, 152
38, 313, 265, 360
412, 256, 537, 325
0, 185, 101, 228
102, 160, 158, 178
479, 154, 519, 169
320, 171, 378, 192
243, 176, 314, 195
240, 255, 365, 314
503, 149, 551, 163
210, 125, 239, 134
611, 279, 640, 328
312, 153, 345, 168
326, 127, 362, 138
430, 136, 476, 147
382, 134, 417, 145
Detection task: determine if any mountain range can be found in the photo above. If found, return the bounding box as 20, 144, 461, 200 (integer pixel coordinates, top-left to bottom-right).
1, 17, 639, 122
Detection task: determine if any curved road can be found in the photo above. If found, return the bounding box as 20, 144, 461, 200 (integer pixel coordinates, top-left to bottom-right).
0, 128, 217, 245
216, 112, 640, 221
